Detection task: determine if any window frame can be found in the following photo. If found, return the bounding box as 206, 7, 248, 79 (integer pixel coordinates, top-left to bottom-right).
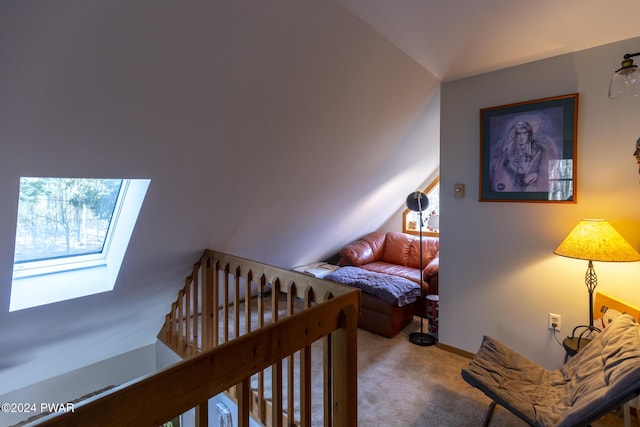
9, 178, 150, 312
12, 179, 127, 279
402, 177, 439, 237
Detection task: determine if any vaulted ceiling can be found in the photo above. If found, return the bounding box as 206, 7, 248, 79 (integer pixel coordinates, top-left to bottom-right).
340, 0, 640, 82
1, 0, 639, 401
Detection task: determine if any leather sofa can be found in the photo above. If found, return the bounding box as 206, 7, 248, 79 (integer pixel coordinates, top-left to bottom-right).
337, 231, 439, 336
339, 231, 439, 295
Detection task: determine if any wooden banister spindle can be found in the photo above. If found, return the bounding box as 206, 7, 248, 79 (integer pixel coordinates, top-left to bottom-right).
234, 266, 241, 340
271, 278, 280, 324
170, 301, 178, 348
300, 286, 314, 426
178, 289, 185, 352
271, 278, 283, 427
212, 259, 220, 348
286, 281, 297, 426
185, 277, 192, 355
195, 401, 208, 427
331, 305, 358, 427
245, 271, 253, 335
257, 275, 267, 423
164, 313, 172, 345
322, 290, 336, 427
201, 259, 210, 350
237, 377, 251, 427
193, 260, 201, 353
323, 332, 332, 427
223, 263, 230, 343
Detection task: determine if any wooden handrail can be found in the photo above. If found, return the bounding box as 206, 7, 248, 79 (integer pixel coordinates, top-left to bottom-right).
30, 250, 360, 427
31, 294, 359, 426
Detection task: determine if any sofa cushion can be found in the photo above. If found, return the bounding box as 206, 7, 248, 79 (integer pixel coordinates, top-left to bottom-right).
409, 236, 440, 269
380, 231, 439, 269
381, 231, 413, 266
359, 262, 422, 287
339, 231, 386, 266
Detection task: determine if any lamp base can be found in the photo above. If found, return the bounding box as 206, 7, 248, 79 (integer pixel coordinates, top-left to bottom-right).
409, 332, 436, 346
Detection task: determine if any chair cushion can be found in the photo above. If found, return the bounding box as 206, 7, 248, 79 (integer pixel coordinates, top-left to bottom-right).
559, 314, 640, 426
462, 314, 640, 427
461, 335, 566, 426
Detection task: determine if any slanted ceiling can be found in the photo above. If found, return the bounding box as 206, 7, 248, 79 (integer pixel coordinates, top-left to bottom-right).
0, 1, 439, 394
2, 0, 639, 396
340, 0, 640, 82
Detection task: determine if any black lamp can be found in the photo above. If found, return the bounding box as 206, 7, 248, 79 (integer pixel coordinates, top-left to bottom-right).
609, 52, 640, 99
406, 191, 435, 346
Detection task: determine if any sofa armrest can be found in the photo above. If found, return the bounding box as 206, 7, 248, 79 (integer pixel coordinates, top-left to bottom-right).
339, 231, 386, 266
423, 253, 439, 294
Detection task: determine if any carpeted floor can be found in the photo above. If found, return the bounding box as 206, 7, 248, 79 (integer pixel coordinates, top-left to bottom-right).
15, 297, 629, 427
187, 292, 630, 426
354, 317, 629, 427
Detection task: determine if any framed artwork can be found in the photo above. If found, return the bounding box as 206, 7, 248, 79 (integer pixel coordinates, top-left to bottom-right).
402, 177, 439, 236
479, 93, 578, 203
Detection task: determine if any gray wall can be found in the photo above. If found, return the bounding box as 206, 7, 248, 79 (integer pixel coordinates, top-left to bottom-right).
0, 1, 439, 398
440, 37, 640, 368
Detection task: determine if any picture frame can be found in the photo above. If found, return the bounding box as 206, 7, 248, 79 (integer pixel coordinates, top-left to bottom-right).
479, 93, 578, 203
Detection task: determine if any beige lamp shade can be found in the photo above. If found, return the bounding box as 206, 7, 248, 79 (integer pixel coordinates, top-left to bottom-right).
554, 219, 640, 262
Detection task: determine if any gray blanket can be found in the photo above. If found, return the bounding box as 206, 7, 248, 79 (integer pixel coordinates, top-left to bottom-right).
324, 266, 420, 307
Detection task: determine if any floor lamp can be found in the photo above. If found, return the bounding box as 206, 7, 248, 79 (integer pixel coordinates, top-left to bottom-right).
406, 191, 436, 346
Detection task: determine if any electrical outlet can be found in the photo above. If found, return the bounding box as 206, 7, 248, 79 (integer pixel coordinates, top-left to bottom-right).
548, 313, 561, 331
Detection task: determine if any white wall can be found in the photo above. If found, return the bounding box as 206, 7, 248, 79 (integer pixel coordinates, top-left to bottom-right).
440, 37, 640, 368
0, 344, 154, 427
0, 1, 439, 397
380, 89, 441, 233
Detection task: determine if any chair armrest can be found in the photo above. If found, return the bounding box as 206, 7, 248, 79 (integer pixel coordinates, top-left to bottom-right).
423, 253, 439, 294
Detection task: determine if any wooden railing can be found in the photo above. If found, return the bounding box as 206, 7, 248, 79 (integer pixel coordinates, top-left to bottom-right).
32, 250, 360, 427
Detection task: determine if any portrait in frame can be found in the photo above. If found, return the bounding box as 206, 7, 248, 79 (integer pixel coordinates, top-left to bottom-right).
480, 93, 578, 203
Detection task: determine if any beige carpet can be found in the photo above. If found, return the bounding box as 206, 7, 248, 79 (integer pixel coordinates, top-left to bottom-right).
353, 317, 628, 427
13, 295, 630, 426
208, 293, 628, 426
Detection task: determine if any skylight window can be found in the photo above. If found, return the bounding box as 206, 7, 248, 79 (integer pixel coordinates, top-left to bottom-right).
14, 178, 122, 272
10, 177, 150, 311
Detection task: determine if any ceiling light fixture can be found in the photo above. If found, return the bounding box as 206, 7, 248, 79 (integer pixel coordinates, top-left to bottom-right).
609, 52, 640, 99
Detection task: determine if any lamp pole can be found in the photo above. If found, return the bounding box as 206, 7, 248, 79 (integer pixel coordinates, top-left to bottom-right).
407, 191, 435, 346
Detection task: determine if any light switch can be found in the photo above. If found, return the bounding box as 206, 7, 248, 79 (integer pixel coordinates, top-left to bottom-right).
454, 183, 465, 198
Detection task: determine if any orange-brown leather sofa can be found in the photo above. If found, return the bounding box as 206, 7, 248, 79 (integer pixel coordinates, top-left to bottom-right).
337, 231, 439, 337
